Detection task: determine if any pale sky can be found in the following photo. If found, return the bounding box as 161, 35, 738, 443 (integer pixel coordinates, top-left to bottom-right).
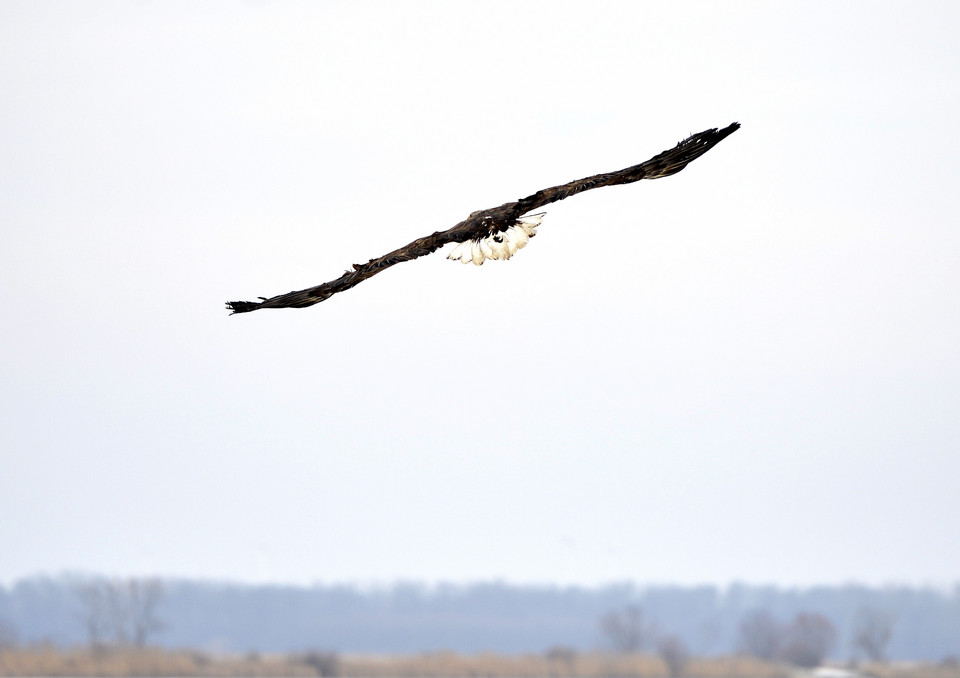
2, 1, 959, 589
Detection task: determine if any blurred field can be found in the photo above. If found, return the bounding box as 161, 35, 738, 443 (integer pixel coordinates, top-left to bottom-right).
855, 662, 960, 678
0, 647, 788, 677
339, 651, 790, 677
2, 646, 959, 678
0, 646, 314, 676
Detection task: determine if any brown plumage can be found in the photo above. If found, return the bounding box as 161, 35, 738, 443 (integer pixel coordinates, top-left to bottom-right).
226, 123, 740, 314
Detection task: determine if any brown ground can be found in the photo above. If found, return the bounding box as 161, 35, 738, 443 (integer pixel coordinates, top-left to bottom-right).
1, 646, 957, 678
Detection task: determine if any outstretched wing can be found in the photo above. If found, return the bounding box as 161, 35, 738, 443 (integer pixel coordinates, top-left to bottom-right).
514, 122, 741, 214
226, 122, 740, 314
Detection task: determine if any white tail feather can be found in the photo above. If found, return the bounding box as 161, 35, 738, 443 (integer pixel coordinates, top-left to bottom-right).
446, 241, 470, 264
446, 213, 545, 266
478, 238, 496, 261
469, 241, 484, 266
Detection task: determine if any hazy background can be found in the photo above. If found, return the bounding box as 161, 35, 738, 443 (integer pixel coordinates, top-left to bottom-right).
2, 1, 958, 589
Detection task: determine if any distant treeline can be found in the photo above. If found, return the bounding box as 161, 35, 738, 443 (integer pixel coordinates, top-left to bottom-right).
1, 576, 958, 661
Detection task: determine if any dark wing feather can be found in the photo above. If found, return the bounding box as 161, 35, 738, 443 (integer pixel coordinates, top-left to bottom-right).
515, 122, 741, 213
226, 123, 739, 314
225, 231, 451, 313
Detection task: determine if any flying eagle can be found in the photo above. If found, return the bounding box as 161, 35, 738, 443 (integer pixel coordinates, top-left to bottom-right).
226, 123, 740, 314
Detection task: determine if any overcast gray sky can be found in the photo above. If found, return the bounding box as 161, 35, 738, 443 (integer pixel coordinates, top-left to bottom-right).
2, 1, 959, 589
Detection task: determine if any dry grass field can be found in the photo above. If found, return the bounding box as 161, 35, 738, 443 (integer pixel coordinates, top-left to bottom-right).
337, 651, 790, 678
1, 646, 958, 678
855, 662, 960, 678
0, 647, 787, 677
0, 646, 314, 677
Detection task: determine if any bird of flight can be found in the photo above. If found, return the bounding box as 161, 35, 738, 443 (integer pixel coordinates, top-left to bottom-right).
226, 122, 740, 314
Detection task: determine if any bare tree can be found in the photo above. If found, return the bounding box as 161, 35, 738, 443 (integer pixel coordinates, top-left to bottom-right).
125, 578, 165, 647
779, 613, 836, 668
76, 577, 166, 649
0, 618, 19, 650
657, 634, 689, 677
298, 651, 340, 677
599, 604, 646, 653
77, 580, 111, 651
852, 607, 894, 663
738, 609, 782, 661
545, 645, 578, 671
105, 581, 131, 646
